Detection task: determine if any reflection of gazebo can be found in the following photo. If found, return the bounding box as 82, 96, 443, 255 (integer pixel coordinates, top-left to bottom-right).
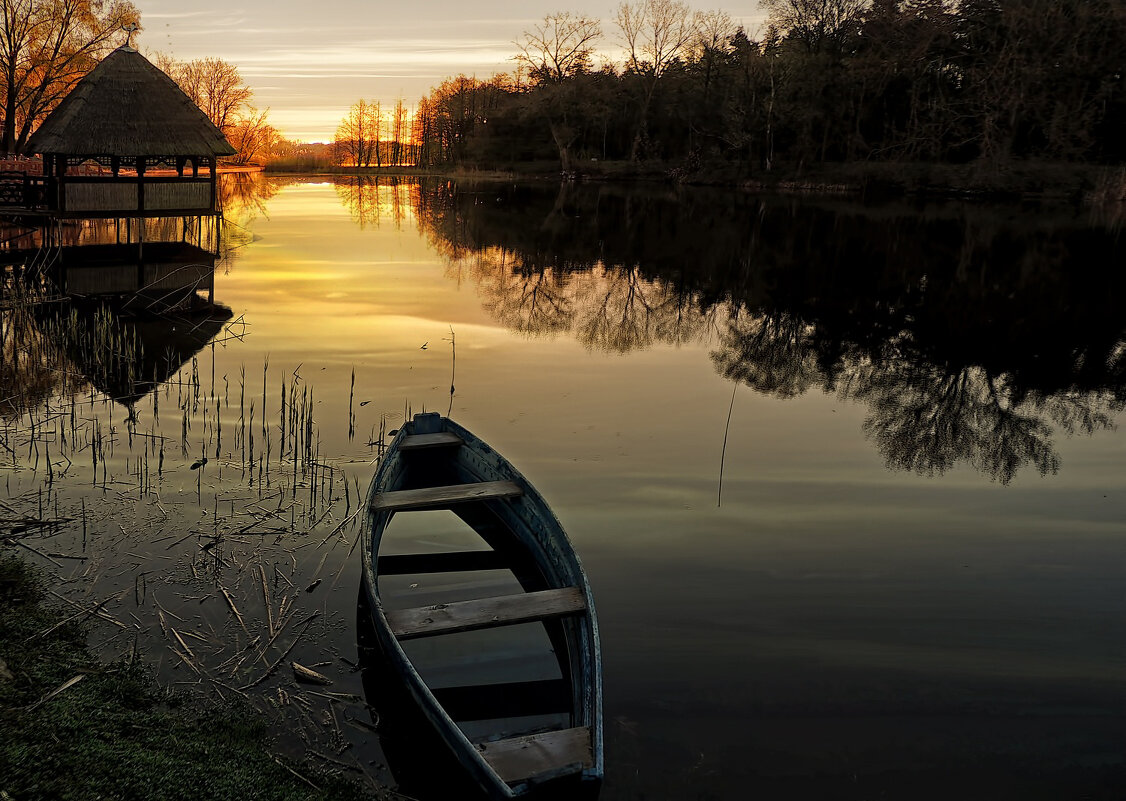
25, 45, 235, 218
43, 297, 234, 413
57, 241, 220, 309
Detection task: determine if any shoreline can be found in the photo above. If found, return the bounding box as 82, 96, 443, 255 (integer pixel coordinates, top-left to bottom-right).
260, 159, 1126, 204
0, 552, 394, 801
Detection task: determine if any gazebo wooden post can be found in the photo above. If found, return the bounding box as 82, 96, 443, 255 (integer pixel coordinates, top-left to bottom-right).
48, 155, 62, 211
136, 155, 145, 214
208, 156, 218, 211
207, 249, 215, 305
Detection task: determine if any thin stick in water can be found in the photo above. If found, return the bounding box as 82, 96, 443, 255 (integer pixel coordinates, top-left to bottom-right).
718, 382, 738, 508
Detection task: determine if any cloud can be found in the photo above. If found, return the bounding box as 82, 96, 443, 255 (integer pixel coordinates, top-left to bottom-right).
137, 0, 769, 140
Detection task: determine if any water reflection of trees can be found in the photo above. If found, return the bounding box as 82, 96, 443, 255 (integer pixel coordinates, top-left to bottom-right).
219, 171, 283, 258
402, 180, 1126, 483
333, 176, 416, 230
713, 311, 821, 399
418, 181, 728, 353
461, 250, 720, 352
0, 277, 78, 420
849, 365, 1063, 482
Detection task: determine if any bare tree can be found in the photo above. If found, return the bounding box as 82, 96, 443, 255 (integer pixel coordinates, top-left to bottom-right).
690, 9, 738, 100
615, 0, 698, 159
514, 12, 601, 85
763, 0, 869, 54
156, 55, 253, 137
335, 99, 381, 168
514, 13, 603, 172
412, 96, 434, 166
225, 107, 278, 166
1, 0, 140, 152
390, 98, 408, 165
160, 56, 252, 135
694, 9, 737, 50
616, 0, 696, 78
370, 99, 383, 166
414, 76, 508, 165
156, 54, 267, 164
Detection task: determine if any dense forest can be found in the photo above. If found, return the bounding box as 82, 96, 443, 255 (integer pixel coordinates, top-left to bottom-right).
407, 0, 1126, 177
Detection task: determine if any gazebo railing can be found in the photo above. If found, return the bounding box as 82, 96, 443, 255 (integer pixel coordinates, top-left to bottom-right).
0, 171, 49, 209
0, 175, 217, 217
54, 175, 215, 215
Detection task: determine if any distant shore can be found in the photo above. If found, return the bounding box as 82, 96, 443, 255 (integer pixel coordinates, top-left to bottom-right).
261, 159, 1126, 203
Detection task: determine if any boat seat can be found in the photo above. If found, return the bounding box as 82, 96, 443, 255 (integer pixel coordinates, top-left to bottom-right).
378, 550, 509, 575
399, 432, 464, 451
386, 586, 586, 640
372, 480, 523, 512
477, 726, 593, 785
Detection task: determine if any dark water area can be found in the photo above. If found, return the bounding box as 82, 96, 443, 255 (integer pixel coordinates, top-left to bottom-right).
418, 179, 1126, 485
2, 175, 1123, 799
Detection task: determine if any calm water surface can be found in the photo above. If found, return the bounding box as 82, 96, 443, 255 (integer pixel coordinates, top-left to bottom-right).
3, 175, 1124, 799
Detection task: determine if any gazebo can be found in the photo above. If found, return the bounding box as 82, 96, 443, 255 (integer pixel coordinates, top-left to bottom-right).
25, 44, 236, 218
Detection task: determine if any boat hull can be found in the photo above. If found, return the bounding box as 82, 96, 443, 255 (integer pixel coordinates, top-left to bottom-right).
359, 413, 603, 799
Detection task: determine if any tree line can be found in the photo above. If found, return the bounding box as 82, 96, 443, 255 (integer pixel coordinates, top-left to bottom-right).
333, 98, 413, 167
404, 0, 1126, 174
6, 0, 1122, 174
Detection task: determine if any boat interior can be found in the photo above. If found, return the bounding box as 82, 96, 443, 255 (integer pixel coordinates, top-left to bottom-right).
362, 421, 598, 796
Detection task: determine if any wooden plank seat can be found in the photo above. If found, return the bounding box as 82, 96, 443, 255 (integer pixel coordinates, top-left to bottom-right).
386, 586, 586, 640
477, 726, 593, 785
372, 480, 523, 512
378, 550, 509, 575
399, 432, 464, 451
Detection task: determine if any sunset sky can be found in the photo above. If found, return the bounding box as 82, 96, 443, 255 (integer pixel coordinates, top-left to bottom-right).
137, 1, 769, 142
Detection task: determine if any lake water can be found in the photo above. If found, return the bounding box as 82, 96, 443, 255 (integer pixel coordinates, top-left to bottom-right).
2, 175, 1124, 799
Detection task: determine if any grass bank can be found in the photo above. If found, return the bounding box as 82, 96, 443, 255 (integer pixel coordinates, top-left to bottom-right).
0, 552, 391, 801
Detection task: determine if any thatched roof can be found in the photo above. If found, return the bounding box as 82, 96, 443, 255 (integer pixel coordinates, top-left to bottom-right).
27, 46, 236, 158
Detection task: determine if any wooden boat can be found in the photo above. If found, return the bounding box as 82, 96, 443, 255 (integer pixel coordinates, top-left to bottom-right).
360, 412, 603, 799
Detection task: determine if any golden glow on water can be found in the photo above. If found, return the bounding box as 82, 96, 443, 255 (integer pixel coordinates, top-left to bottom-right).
222, 183, 499, 364
213, 179, 1126, 502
